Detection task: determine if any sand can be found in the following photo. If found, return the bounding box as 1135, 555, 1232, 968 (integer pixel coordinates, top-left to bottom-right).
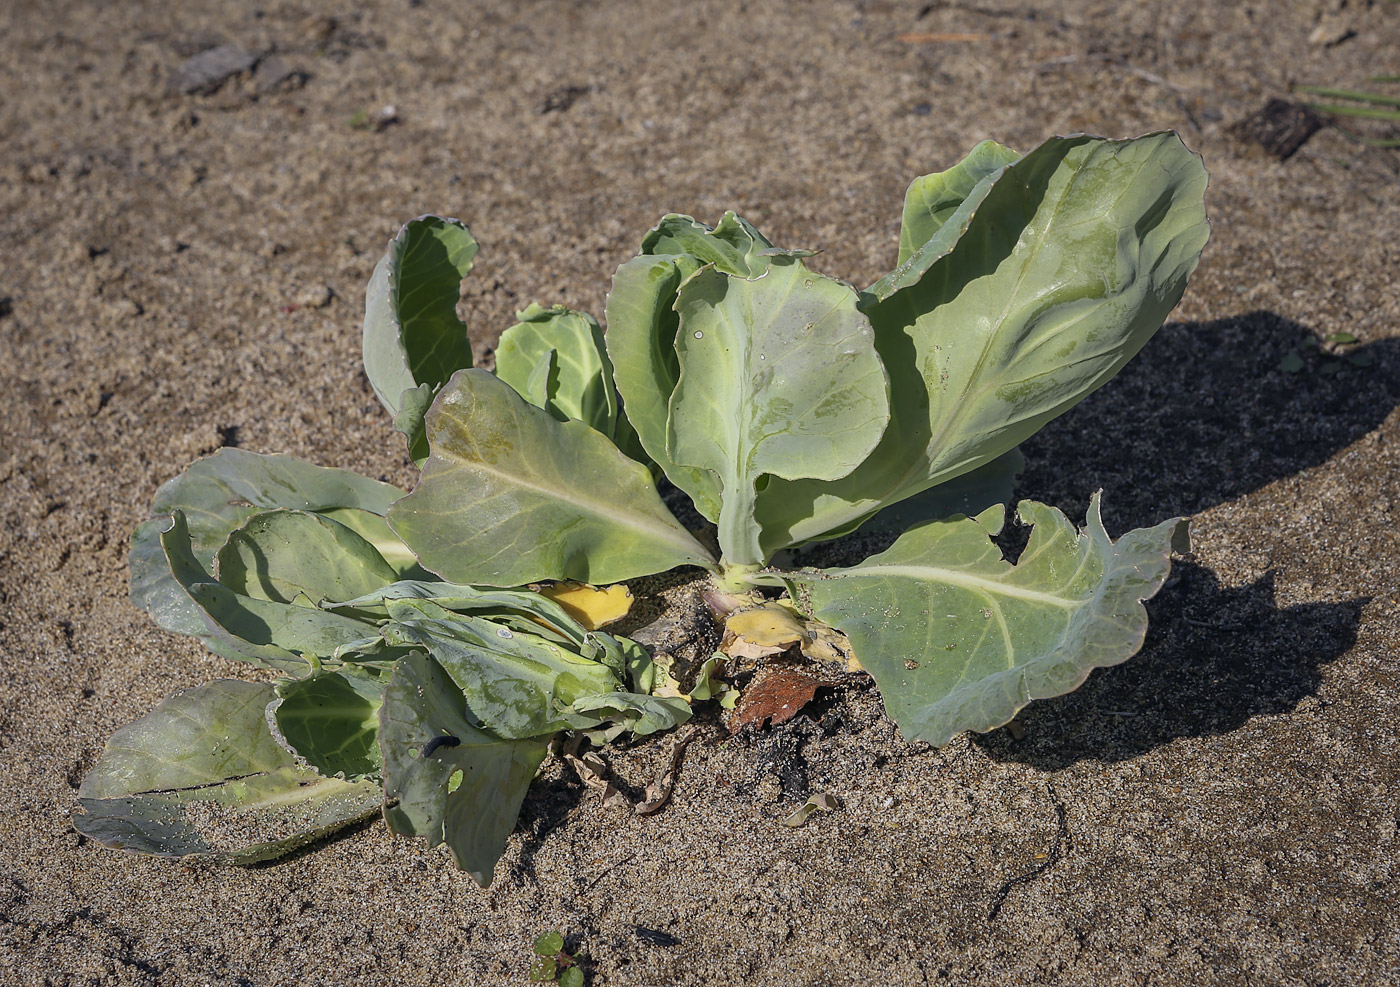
2, 1, 1398, 984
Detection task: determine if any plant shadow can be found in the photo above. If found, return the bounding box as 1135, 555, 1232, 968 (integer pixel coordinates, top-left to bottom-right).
974, 562, 1366, 769
1016, 310, 1400, 533
975, 309, 1393, 768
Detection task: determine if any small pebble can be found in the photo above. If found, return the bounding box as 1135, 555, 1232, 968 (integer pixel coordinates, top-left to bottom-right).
296, 284, 333, 309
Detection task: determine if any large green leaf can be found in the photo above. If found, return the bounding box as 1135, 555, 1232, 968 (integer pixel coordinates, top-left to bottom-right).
801, 495, 1189, 746
130, 450, 404, 639
605, 255, 723, 520
604, 211, 811, 522
160, 512, 379, 671
756, 133, 1210, 554
270, 671, 386, 780
362, 215, 480, 462
319, 507, 427, 578
893, 139, 1021, 269
388, 369, 715, 586
494, 303, 619, 437
382, 599, 622, 739
216, 510, 399, 605
667, 257, 890, 565
379, 652, 551, 886
75, 681, 382, 864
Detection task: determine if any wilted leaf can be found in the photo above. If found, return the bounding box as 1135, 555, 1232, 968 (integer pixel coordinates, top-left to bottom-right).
379, 652, 551, 886
722, 603, 807, 659
802, 495, 1189, 746
781, 793, 841, 828
388, 369, 715, 586
383, 599, 622, 739
721, 603, 851, 669
75, 681, 382, 864
328, 579, 590, 646
565, 690, 692, 738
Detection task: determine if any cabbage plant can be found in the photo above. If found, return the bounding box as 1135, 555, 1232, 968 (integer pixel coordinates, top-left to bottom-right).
77, 132, 1209, 885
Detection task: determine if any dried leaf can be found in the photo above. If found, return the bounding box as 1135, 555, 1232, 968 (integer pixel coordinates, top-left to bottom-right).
729, 665, 834, 732
565, 752, 631, 811
781, 793, 841, 827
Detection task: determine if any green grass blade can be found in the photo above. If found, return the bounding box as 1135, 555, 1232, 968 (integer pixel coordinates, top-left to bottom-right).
1294, 85, 1400, 108
1303, 102, 1400, 120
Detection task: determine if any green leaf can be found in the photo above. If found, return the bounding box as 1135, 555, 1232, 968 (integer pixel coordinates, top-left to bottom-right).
563, 691, 692, 739
801, 495, 1189, 746
388, 369, 715, 586
605, 211, 798, 521
896, 139, 1020, 267
382, 599, 622, 739
667, 257, 890, 565
605, 254, 723, 520
270, 671, 386, 780
495, 303, 619, 436
756, 133, 1210, 553
534, 931, 566, 956
559, 967, 584, 987
379, 652, 551, 886
75, 681, 382, 864
853, 446, 1024, 535
131, 450, 404, 638
1293, 84, 1400, 108
1302, 102, 1400, 120
160, 512, 380, 671
319, 507, 428, 578
640, 211, 775, 277
330, 580, 591, 646
363, 215, 480, 460
216, 510, 399, 605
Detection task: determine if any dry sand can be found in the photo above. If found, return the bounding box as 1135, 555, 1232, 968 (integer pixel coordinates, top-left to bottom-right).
2, 1, 1398, 984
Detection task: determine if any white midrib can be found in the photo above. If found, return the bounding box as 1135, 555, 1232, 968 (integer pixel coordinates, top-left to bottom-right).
818, 564, 1083, 609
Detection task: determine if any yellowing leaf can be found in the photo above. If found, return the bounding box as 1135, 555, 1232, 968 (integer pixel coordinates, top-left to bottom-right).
538, 581, 634, 630
722, 602, 854, 668
723, 603, 806, 659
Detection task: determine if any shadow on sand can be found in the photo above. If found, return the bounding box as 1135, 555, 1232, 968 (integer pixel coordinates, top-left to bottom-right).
979, 310, 1395, 768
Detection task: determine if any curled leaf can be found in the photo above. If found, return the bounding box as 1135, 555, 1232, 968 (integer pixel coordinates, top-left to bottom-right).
75, 681, 382, 864
781, 793, 841, 828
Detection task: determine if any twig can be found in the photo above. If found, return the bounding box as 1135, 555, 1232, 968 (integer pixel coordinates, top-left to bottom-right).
987, 783, 1069, 922
896, 31, 993, 43
582, 852, 637, 895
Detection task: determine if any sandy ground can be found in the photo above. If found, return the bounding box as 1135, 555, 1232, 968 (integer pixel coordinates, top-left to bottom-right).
3, 1, 1399, 984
